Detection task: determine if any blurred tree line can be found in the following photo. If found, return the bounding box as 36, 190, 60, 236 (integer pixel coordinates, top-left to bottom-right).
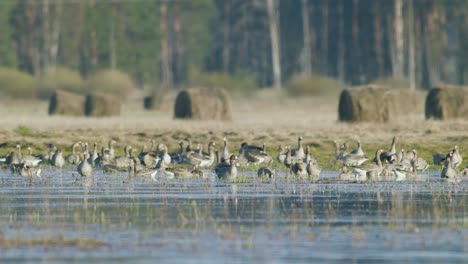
0, 0, 467, 92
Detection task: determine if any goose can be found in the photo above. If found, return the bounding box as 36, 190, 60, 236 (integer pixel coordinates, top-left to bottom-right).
283, 146, 293, 169
221, 137, 230, 163
276, 145, 287, 164
352, 149, 384, 180
241, 143, 273, 165
306, 159, 321, 180
51, 148, 65, 168
88, 143, 99, 166
238, 142, 263, 154
77, 152, 93, 177
257, 167, 275, 178
304, 145, 318, 164
451, 145, 463, 168
334, 141, 349, 161
380, 136, 397, 163
350, 139, 365, 156
411, 150, 430, 172
338, 166, 354, 181
291, 160, 307, 176
128, 160, 157, 179
66, 142, 82, 165
291, 136, 305, 160
342, 153, 368, 167
107, 140, 117, 159
170, 141, 185, 164
158, 144, 172, 167
441, 157, 457, 179
188, 142, 216, 168
114, 145, 133, 168
171, 166, 203, 179
215, 155, 237, 180
151, 162, 175, 181
21, 146, 42, 167
185, 138, 193, 153
19, 164, 42, 178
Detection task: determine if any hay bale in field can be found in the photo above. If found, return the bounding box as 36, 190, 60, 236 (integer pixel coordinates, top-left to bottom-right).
174, 87, 232, 120
85, 93, 121, 117
48, 90, 85, 116
425, 84, 468, 120
338, 85, 424, 122
144, 96, 159, 110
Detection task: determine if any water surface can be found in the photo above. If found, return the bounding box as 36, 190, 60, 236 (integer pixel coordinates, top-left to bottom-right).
0, 169, 467, 263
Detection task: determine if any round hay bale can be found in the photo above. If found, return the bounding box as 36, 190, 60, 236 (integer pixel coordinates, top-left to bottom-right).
425, 84, 468, 120
85, 93, 121, 117
338, 85, 424, 122
48, 90, 85, 116
174, 87, 232, 120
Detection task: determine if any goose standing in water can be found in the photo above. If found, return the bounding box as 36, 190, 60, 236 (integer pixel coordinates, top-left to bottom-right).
21, 146, 42, 167
257, 167, 275, 178
77, 152, 93, 177
188, 142, 216, 168
240, 142, 272, 165
451, 145, 463, 168
291, 136, 305, 160
113, 145, 133, 169
51, 148, 65, 168
19, 164, 42, 178
158, 144, 172, 167
66, 142, 82, 165
221, 137, 230, 163
215, 155, 238, 180
441, 157, 458, 179
380, 136, 397, 163
410, 150, 430, 172
88, 143, 99, 167
306, 159, 321, 180
352, 149, 384, 181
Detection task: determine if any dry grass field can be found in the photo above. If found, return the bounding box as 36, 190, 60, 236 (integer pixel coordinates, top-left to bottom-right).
0, 90, 466, 169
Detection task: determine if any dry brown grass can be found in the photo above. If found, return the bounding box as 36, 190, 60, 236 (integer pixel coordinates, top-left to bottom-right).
0, 91, 467, 168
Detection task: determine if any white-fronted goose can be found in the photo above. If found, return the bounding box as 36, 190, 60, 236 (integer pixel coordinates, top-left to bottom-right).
19, 164, 42, 178
21, 146, 42, 167
188, 142, 216, 168
411, 150, 430, 172
215, 155, 237, 180
352, 149, 384, 180
441, 157, 457, 178
51, 149, 65, 168
451, 145, 462, 168
291, 161, 307, 176
241, 143, 272, 165
221, 137, 230, 163
380, 136, 397, 163
114, 145, 133, 168
77, 152, 93, 177
66, 142, 82, 165
291, 136, 305, 160
276, 145, 287, 164
350, 139, 365, 156
257, 167, 275, 178
306, 159, 321, 180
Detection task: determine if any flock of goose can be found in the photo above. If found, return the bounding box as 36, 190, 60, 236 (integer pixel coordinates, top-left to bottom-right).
0, 136, 466, 182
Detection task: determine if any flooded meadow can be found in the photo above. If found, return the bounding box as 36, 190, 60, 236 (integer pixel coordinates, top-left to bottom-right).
0, 168, 466, 263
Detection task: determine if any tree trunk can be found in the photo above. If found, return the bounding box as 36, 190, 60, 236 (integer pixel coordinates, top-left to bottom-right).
222, 0, 231, 72
321, 1, 328, 75
109, 3, 117, 70
374, 7, 383, 77
393, 0, 404, 78
301, 0, 312, 76
337, 1, 345, 82
42, 0, 50, 72
407, 0, 415, 90
267, 0, 281, 89
49, 0, 62, 68
160, 2, 172, 91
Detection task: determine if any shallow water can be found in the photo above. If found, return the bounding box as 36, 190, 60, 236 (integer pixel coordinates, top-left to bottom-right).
0, 168, 467, 263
